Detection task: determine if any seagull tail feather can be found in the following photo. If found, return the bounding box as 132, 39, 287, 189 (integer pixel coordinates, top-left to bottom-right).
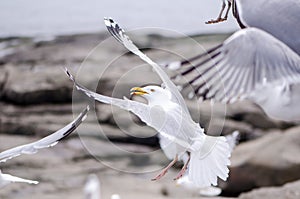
188, 135, 231, 187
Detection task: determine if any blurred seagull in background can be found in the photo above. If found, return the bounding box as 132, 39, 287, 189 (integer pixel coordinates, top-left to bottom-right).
84, 174, 121, 199
0, 106, 89, 163
0, 169, 38, 189
164, 0, 300, 122
64, 18, 232, 188
84, 174, 100, 199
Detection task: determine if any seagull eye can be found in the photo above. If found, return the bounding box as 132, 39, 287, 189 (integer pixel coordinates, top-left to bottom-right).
150, 89, 155, 92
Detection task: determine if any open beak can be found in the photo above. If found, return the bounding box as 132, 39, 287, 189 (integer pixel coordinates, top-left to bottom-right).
130, 87, 148, 96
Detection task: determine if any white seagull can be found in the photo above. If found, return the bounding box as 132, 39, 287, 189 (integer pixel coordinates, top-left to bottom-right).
0, 106, 89, 163
0, 169, 39, 189
64, 18, 231, 187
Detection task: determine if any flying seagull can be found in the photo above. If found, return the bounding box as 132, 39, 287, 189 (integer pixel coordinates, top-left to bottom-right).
0, 106, 89, 163
64, 18, 231, 187
164, 0, 300, 121
164, 27, 300, 122
0, 169, 39, 189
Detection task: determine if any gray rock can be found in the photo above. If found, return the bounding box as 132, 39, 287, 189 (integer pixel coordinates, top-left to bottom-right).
239, 180, 300, 199
2, 65, 72, 105
222, 126, 300, 194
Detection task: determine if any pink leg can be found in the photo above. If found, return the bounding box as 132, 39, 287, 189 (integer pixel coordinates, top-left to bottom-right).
205, 1, 226, 24
151, 155, 178, 181
173, 154, 191, 180
206, 1, 231, 24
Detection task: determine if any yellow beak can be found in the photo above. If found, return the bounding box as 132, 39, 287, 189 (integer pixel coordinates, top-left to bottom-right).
130, 87, 148, 96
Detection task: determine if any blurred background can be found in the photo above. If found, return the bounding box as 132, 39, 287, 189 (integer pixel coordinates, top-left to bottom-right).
1, 0, 300, 199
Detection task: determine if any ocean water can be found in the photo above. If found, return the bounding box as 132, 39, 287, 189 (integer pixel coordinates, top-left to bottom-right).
0, 0, 239, 38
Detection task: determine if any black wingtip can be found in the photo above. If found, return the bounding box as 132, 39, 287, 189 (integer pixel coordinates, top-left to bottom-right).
60, 106, 90, 139
104, 17, 124, 43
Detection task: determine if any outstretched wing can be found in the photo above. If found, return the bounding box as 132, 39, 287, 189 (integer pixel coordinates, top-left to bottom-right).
65, 68, 152, 124
65, 68, 194, 145
165, 28, 300, 103
104, 18, 190, 116
2, 173, 39, 185
0, 106, 89, 163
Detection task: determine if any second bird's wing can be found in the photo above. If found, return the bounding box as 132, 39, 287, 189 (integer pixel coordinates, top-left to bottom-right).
0, 106, 89, 163
165, 28, 300, 103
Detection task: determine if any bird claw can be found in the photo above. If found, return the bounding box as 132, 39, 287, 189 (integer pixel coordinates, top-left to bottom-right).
151, 170, 168, 181
173, 168, 187, 180
205, 17, 227, 24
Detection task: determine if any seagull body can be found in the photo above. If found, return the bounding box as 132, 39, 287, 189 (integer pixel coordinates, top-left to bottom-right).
0, 106, 89, 163
65, 18, 232, 187
0, 170, 38, 189
209, 0, 300, 54
232, 0, 300, 54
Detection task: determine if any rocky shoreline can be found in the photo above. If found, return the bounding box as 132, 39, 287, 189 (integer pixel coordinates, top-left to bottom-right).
1, 31, 300, 199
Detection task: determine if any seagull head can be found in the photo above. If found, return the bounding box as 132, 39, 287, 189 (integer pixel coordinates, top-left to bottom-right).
130, 85, 172, 106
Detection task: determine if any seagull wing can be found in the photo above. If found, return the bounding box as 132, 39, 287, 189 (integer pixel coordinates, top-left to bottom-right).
235, 0, 300, 54
165, 28, 300, 103
0, 106, 89, 163
2, 173, 39, 184
104, 18, 190, 115
65, 68, 192, 146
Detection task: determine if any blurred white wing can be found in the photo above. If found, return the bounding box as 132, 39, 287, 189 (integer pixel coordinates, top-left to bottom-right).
104, 18, 190, 116
0, 106, 89, 163
2, 174, 39, 184
165, 28, 300, 103
0, 170, 38, 188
